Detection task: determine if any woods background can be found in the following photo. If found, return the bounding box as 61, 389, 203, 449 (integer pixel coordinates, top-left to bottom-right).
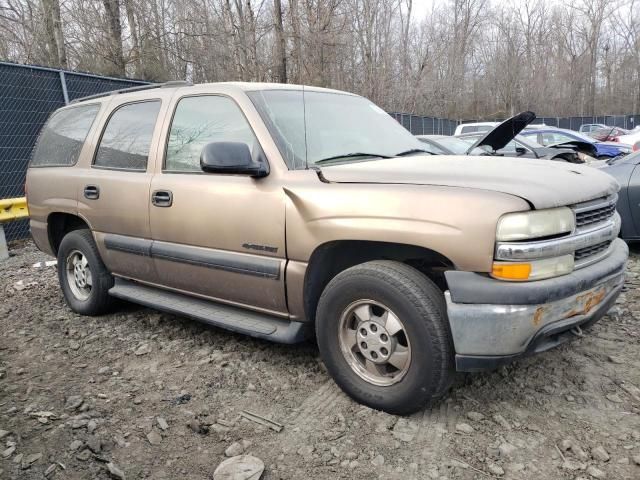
1, 0, 640, 120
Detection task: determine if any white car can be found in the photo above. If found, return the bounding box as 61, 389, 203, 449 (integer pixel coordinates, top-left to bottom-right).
579, 123, 607, 134
454, 122, 497, 135
617, 129, 640, 148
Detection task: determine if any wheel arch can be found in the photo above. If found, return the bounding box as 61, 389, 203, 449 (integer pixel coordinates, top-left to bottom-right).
301, 240, 455, 324
47, 212, 91, 256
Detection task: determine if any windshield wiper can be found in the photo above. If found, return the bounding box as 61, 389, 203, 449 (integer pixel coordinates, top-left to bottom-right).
314, 152, 392, 165
395, 148, 434, 156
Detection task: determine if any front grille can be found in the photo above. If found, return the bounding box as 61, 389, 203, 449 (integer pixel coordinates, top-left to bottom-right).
575, 240, 611, 261
575, 199, 617, 228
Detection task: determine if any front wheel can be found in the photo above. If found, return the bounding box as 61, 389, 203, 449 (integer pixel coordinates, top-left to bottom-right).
316, 261, 454, 414
57, 229, 115, 315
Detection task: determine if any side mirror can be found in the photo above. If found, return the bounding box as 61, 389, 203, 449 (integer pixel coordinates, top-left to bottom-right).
515, 147, 527, 155
200, 142, 268, 177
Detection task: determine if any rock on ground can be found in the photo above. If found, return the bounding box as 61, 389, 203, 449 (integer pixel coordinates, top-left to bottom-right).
213, 455, 264, 480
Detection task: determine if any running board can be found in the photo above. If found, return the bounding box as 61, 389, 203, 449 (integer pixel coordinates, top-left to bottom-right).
109, 278, 309, 344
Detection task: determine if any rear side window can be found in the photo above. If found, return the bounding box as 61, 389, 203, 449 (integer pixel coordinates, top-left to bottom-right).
165, 95, 259, 172
460, 126, 478, 134
94, 101, 161, 171
31, 104, 100, 167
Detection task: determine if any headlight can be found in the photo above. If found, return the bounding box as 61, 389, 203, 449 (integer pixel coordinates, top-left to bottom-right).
494, 207, 576, 281
496, 207, 575, 241
492, 255, 574, 281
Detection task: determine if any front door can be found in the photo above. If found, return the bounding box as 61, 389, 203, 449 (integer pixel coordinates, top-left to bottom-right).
149, 94, 287, 315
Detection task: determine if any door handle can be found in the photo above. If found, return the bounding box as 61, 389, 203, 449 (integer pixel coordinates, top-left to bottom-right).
84, 185, 99, 200
152, 190, 173, 207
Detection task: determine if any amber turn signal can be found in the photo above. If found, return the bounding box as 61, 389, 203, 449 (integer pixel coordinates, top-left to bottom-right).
491, 262, 532, 281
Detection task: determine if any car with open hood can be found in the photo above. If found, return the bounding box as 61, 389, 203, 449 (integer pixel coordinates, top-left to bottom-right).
27, 82, 628, 414
455, 112, 597, 163
521, 128, 631, 159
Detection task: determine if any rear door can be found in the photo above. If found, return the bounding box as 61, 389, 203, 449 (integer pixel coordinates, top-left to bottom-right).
148, 93, 287, 315
76, 95, 168, 283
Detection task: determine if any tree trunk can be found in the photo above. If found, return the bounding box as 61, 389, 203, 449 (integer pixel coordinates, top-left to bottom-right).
124, 0, 142, 77
289, 0, 302, 83
50, 0, 66, 67
273, 0, 287, 83
40, 0, 59, 66
102, 0, 126, 76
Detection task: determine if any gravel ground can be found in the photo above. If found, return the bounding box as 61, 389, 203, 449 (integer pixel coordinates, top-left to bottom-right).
1, 240, 640, 480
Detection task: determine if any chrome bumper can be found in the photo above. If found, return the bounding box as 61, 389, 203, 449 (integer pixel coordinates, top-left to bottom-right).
445, 238, 628, 371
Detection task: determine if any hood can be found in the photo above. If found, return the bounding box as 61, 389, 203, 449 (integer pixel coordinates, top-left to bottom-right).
467, 111, 536, 154
546, 141, 598, 157
319, 155, 619, 209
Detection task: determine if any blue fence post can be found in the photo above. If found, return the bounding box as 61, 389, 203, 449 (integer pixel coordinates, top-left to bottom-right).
59, 71, 70, 105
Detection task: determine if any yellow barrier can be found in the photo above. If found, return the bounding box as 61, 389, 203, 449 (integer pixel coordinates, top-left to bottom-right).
0, 197, 29, 223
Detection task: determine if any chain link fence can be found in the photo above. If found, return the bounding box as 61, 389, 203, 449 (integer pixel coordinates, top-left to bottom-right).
388, 112, 458, 136
395, 113, 640, 135
459, 115, 640, 131
0, 62, 148, 241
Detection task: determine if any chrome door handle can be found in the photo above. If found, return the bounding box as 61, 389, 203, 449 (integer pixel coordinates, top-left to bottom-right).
151, 190, 173, 207
84, 185, 99, 200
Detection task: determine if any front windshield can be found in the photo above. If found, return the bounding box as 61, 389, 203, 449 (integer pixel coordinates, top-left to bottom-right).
248, 89, 424, 169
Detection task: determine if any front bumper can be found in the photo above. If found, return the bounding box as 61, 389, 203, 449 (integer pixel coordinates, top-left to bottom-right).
445, 238, 628, 372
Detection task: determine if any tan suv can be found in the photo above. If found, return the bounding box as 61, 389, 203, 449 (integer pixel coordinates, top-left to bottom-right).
26, 82, 628, 414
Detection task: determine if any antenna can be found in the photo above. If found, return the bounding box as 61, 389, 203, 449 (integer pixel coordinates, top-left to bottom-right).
302, 84, 309, 170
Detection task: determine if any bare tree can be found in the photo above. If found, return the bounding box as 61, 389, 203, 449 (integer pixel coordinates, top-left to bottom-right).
2, 0, 640, 118
102, 0, 126, 75
273, 0, 287, 82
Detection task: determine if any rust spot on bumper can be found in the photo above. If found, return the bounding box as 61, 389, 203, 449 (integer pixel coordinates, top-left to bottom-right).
533, 307, 544, 326
564, 288, 606, 319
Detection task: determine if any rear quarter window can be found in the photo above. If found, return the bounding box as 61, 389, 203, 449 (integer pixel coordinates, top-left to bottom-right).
30, 104, 100, 167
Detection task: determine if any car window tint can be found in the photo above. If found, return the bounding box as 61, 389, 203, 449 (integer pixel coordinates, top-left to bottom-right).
31, 104, 100, 167
94, 101, 160, 171
165, 96, 259, 172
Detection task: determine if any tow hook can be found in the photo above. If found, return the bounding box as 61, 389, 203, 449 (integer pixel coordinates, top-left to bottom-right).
570, 325, 584, 338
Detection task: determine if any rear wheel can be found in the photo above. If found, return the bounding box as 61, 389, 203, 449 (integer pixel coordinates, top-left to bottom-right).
57, 229, 114, 315
316, 260, 454, 414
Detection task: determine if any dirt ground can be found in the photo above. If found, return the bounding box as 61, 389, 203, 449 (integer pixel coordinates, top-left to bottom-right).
1, 241, 640, 480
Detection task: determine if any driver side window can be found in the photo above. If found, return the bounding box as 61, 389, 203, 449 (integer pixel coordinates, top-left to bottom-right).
165, 95, 259, 172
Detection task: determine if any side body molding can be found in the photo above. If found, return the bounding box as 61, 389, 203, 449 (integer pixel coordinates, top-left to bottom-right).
103, 234, 281, 280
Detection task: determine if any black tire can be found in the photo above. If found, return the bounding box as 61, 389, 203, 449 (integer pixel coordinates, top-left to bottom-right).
57, 229, 114, 315
315, 260, 454, 415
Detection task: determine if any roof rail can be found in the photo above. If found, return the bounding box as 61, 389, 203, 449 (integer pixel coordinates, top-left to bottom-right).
69, 80, 192, 104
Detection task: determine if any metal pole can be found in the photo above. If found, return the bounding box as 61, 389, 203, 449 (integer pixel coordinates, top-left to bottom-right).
59, 71, 70, 105
0, 225, 8, 261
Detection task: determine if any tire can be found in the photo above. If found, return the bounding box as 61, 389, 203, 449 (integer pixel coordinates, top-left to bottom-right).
57, 229, 115, 315
315, 260, 454, 415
